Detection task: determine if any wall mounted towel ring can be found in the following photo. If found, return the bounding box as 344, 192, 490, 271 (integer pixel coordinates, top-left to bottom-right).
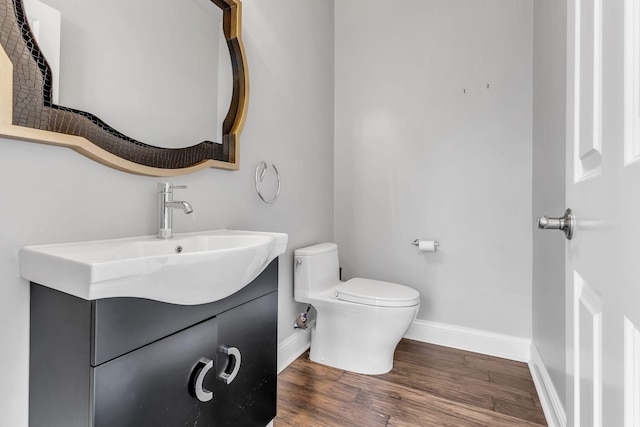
255, 161, 281, 204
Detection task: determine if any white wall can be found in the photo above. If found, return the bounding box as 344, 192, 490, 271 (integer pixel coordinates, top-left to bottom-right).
0, 1, 334, 425
334, 0, 533, 338
532, 0, 567, 410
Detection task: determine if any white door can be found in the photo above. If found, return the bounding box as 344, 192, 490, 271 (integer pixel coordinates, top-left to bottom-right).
562, 0, 640, 425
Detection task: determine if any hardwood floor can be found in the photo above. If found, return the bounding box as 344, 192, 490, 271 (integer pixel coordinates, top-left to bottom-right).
274, 339, 547, 426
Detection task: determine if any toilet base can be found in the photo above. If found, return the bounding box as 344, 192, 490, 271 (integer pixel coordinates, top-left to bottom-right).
308, 301, 418, 375
309, 340, 394, 374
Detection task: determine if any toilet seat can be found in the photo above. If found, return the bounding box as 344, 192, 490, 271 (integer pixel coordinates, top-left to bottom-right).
336, 278, 420, 307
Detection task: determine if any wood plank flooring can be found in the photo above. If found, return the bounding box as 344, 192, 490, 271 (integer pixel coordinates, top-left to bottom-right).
274, 339, 547, 426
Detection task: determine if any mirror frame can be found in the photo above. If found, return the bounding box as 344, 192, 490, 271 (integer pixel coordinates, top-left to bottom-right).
0, 0, 248, 176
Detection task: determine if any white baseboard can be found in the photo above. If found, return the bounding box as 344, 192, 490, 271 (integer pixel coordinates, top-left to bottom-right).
403, 319, 531, 362
529, 343, 566, 427
277, 328, 311, 374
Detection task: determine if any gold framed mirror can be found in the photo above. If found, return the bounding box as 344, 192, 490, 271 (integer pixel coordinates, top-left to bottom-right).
0, 0, 248, 176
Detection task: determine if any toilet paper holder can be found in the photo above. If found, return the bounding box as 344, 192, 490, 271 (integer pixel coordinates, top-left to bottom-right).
411, 239, 439, 248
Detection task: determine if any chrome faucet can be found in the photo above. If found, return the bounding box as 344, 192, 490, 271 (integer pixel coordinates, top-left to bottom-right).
157, 183, 194, 239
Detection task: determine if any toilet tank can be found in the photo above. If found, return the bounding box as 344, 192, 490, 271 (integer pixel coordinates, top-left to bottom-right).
293, 243, 340, 302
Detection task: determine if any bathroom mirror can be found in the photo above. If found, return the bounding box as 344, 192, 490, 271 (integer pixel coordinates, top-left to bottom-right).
0, 0, 247, 176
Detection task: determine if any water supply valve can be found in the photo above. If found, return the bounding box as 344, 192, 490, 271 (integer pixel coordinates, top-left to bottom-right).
294, 306, 311, 330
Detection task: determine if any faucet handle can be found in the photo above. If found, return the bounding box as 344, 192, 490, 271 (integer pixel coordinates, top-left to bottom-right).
158, 183, 188, 192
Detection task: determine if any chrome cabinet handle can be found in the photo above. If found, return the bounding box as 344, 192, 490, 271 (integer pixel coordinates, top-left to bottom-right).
537, 208, 575, 240
191, 357, 214, 402
218, 345, 241, 385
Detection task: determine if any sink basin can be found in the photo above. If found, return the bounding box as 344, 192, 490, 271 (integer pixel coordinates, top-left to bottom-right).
19, 230, 288, 305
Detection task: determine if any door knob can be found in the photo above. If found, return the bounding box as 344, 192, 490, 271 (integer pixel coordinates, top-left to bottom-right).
537, 208, 575, 240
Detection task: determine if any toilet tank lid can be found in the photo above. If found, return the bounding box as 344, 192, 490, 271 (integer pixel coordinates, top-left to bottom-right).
336, 278, 420, 307
294, 243, 337, 256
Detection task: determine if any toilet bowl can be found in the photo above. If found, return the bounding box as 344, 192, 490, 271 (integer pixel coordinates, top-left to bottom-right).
294, 243, 420, 375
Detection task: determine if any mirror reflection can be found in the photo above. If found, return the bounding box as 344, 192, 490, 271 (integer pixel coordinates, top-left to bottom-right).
26, 0, 231, 148
0, 0, 246, 174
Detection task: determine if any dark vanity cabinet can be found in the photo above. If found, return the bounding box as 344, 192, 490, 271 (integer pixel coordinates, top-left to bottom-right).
29, 260, 279, 427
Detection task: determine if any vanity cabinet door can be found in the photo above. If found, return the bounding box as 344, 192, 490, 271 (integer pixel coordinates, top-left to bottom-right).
216, 291, 278, 426
92, 316, 219, 427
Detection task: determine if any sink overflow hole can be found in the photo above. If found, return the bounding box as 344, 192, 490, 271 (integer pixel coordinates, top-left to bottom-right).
175, 245, 183, 254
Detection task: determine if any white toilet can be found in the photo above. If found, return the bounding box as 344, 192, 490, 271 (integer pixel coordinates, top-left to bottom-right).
294, 243, 420, 375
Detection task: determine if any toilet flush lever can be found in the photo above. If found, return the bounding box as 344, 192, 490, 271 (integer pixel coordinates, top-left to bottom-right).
295, 257, 302, 272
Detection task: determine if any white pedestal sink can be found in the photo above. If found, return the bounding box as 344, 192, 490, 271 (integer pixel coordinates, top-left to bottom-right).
19, 230, 288, 305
